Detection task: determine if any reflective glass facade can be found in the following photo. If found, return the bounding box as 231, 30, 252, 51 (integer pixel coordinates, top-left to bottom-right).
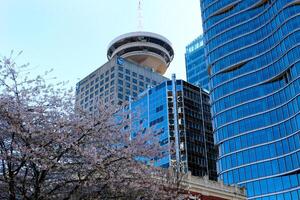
201, 0, 300, 199
130, 77, 217, 180
185, 35, 209, 90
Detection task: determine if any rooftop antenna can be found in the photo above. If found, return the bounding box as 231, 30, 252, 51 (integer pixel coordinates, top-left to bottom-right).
137, 0, 143, 30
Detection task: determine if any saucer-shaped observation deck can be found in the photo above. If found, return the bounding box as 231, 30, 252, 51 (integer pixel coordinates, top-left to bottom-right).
107, 32, 174, 75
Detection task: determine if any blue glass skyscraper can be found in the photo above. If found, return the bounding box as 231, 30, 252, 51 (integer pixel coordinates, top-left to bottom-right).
185, 35, 209, 90
201, 1, 300, 199
129, 76, 217, 180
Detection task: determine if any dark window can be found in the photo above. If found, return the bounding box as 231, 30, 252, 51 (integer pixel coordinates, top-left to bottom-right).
118, 93, 123, 99
118, 86, 123, 92
156, 105, 164, 112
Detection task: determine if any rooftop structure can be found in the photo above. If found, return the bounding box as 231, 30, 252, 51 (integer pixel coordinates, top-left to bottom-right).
181, 173, 246, 200
107, 32, 174, 75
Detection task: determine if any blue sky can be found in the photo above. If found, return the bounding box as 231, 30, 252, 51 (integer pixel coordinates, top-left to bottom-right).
1, 0, 203, 87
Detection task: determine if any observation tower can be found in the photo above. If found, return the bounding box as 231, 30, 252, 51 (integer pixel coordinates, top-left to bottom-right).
107, 31, 174, 75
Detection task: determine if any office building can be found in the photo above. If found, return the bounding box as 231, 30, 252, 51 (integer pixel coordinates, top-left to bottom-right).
185, 35, 209, 90
200, 1, 300, 199
76, 32, 174, 110
129, 75, 218, 180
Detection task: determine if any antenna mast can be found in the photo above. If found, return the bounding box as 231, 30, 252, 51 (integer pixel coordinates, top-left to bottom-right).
137, 0, 143, 30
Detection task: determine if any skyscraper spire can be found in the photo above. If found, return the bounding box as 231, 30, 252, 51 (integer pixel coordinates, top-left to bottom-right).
137, 0, 143, 30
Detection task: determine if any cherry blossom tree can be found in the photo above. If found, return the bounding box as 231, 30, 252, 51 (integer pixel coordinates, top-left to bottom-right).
0, 53, 186, 200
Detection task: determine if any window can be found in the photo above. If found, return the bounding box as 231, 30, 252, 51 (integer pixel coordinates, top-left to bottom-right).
118, 79, 123, 85
126, 69, 130, 74
139, 74, 144, 80
132, 72, 137, 77
156, 105, 164, 112
118, 73, 123, 78
133, 78, 137, 84
146, 77, 150, 83
139, 81, 144, 86
105, 70, 109, 76
111, 66, 115, 72
118, 66, 123, 71
125, 76, 130, 81
118, 86, 123, 92
118, 93, 123, 99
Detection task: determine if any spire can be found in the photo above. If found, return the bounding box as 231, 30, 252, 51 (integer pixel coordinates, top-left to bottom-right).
137, 0, 143, 30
